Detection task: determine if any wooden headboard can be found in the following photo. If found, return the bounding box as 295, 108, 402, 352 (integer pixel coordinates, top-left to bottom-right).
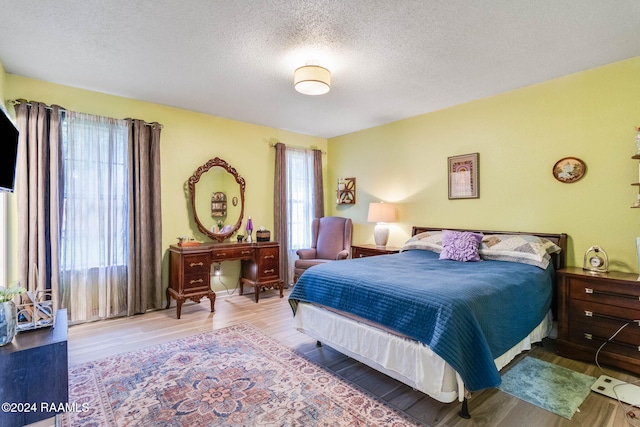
411, 226, 568, 271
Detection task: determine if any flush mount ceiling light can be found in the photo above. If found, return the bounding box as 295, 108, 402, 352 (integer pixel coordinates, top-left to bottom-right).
294, 65, 331, 95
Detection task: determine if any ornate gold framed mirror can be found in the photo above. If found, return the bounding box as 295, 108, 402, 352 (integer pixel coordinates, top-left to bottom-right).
188, 157, 246, 242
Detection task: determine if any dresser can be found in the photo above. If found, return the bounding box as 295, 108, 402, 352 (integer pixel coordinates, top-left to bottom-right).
557, 267, 640, 374
351, 244, 401, 258
167, 241, 282, 318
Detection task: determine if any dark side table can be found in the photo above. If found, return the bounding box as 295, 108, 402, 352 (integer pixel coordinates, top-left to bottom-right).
0, 309, 68, 427
351, 244, 401, 258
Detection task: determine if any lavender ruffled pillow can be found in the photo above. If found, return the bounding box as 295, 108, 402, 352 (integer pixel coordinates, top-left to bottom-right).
439, 230, 483, 262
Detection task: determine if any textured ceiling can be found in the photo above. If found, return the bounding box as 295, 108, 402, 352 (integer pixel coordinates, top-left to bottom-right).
1, 1, 639, 138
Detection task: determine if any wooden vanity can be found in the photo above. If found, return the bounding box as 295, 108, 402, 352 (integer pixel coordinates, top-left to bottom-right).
171, 156, 282, 318
167, 241, 282, 318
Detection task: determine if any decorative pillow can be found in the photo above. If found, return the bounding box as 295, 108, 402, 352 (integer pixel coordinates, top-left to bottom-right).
479, 234, 561, 269
401, 230, 443, 253
439, 230, 483, 262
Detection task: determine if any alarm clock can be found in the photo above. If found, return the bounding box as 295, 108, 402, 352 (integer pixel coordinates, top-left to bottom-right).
583, 245, 609, 273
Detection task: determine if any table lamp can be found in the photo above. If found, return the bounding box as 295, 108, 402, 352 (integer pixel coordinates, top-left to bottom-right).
367, 202, 396, 247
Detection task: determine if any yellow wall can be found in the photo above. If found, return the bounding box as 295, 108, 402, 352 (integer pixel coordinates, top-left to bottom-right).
4, 75, 328, 291
329, 57, 640, 272
4, 55, 640, 293
0, 61, 5, 101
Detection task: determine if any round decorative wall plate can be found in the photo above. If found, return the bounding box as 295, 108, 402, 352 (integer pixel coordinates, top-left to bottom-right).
553, 157, 586, 183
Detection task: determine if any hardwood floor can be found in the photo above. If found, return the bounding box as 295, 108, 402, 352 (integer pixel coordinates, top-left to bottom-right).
59, 288, 639, 426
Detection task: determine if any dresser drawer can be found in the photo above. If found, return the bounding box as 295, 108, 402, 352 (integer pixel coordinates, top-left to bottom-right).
351, 245, 401, 258
211, 246, 253, 261
256, 265, 279, 280
568, 277, 640, 310
353, 247, 379, 258
568, 322, 640, 359
258, 247, 279, 272
183, 253, 210, 274
569, 298, 640, 323
570, 317, 640, 347
183, 273, 211, 293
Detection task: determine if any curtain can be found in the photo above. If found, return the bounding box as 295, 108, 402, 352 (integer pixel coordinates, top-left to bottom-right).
274, 143, 324, 286
273, 143, 288, 286
126, 119, 163, 315
15, 101, 162, 323
313, 149, 324, 219
59, 111, 129, 321
14, 101, 62, 310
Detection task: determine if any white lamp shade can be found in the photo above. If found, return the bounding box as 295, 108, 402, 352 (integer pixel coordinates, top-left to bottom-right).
367, 202, 396, 223
294, 65, 331, 95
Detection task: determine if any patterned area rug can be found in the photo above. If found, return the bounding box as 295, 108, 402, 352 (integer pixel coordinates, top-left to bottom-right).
498, 356, 596, 420
60, 323, 419, 426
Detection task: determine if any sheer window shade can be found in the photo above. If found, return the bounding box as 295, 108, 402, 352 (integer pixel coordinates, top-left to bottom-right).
60, 112, 129, 321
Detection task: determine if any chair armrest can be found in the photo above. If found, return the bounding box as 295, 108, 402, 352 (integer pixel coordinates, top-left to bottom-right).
336, 250, 350, 260
296, 248, 317, 259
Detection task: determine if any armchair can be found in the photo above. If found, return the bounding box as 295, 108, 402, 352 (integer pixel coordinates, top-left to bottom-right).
293, 216, 353, 283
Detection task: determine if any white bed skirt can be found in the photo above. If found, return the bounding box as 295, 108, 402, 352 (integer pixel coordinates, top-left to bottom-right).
293, 303, 553, 403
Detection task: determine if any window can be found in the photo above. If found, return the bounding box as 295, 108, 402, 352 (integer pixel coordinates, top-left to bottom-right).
286, 148, 315, 250
60, 113, 128, 270
59, 111, 129, 321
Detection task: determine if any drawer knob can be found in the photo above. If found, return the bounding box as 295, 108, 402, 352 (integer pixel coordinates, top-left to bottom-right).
189, 262, 204, 267
242, 251, 252, 255
359, 254, 365, 258
264, 255, 275, 259
263, 269, 275, 274
585, 311, 592, 317
189, 278, 204, 284
584, 333, 593, 340
216, 253, 227, 257
585, 288, 593, 294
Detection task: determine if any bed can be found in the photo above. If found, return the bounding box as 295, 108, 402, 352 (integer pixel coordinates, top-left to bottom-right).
289, 226, 567, 417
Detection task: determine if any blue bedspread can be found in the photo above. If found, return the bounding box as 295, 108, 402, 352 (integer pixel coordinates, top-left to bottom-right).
289, 249, 554, 392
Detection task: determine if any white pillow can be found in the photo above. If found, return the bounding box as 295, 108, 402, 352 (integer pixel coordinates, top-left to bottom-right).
401, 231, 443, 253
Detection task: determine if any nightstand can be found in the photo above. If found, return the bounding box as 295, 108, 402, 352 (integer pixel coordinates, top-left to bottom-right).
351, 244, 401, 258
557, 267, 640, 375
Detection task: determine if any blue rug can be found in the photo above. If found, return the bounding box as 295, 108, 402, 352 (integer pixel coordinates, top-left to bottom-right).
498, 356, 596, 419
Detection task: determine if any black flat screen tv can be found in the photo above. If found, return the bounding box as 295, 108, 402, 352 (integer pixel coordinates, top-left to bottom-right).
0, 107, 19, 192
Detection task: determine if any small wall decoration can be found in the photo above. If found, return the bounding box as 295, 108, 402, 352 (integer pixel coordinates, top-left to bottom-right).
211, 191, 227, 217
553, 157, 586, 183
337, 177, 356, 204
448, 153, 479, 199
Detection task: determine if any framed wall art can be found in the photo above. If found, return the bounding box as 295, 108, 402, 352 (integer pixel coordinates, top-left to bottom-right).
552, 157, 585, 183
448, 153, 479, 199
336, 177, 356, 204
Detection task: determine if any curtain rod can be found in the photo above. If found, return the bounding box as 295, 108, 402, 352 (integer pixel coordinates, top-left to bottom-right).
269, 142, 326, 154
8, 99, 163, 129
